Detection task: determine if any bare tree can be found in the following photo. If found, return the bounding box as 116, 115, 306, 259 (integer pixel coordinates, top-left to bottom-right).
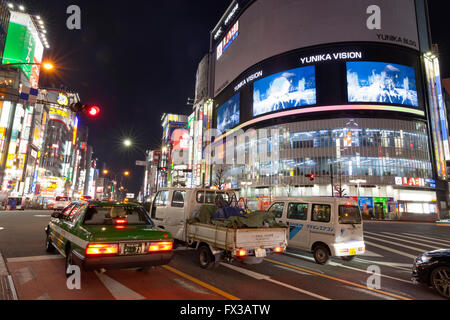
212, 165, 227, 189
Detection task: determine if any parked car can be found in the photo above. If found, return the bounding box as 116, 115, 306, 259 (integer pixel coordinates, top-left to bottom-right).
45, 200, 173, 276
53, 196, 71, 211
412, 249, 450, 299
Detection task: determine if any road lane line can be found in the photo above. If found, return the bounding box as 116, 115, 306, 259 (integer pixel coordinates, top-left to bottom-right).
7, 255, 64, 263
363, 240, 417, 259
264, 258, 412, 300
381, 232, 450, 247
162, 265, 240, 300
402, 233, 450, 245
221, 262, 329, 300
364, 235, 428, 254
284, 251, 411, 283
0, 227, 4, 231
353, 258, 412, 270
95, 271, 146, 300
365, 232, 441, 250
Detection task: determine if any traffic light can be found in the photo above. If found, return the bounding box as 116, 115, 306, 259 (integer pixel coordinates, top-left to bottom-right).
68, 103, 101, 117
305, 173, 316, 181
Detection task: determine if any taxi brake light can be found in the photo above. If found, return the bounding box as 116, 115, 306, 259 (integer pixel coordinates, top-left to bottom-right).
237, 249, 247, 257
86, 243, 119, 255
148, 241, 173, 252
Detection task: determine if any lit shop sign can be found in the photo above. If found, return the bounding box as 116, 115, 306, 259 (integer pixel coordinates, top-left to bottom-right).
224, 3, 239, 25
57, 93, 69, 107
300, 52, 362, 65
395, 177, 426, 187
216, 21, 239, 60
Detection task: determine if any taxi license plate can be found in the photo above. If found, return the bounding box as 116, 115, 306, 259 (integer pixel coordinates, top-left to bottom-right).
255, 248, 266, 258
349, 248, 356, 256
123, 243, 143, 255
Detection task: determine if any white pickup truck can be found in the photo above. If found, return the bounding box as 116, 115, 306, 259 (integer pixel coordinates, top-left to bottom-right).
150, 188, 288, 268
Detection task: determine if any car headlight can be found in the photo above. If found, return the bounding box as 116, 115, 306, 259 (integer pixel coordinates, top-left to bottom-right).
417, 255, 432, 264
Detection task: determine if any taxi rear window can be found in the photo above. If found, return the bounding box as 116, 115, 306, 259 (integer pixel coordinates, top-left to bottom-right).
83, 206, 153, 225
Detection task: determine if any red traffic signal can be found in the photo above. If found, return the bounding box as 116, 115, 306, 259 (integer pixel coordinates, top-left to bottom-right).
86, 105, 100, 117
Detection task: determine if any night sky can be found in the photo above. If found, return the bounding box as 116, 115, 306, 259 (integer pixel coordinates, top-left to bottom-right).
18, 0, 450, 194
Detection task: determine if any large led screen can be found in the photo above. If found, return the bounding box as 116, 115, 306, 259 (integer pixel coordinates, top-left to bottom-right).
217, 93, 240, 134
253, 66, 316, 117
347, 61, 418, 107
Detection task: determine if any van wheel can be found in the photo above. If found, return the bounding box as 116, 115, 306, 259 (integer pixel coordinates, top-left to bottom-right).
313, 245, 329, 264
199, 245, 216, 269
341, 256, 355, 262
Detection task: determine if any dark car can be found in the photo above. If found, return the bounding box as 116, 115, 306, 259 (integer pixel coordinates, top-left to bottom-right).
412, 249, 450, 299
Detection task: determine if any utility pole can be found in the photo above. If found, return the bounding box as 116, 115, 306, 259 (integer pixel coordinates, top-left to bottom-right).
330, 164, 334, 198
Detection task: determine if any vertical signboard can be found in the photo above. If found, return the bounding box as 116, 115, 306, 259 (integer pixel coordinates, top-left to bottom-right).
3, 12, 43, 87
424, 54, 448, 179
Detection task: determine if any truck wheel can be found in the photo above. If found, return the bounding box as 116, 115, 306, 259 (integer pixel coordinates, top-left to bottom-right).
199, 245, 216, 269
45, 234, 55, 253
313, 245, 329, 264
341, 256, 355, 262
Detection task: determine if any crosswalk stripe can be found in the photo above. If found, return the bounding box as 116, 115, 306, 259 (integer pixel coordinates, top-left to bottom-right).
95, 271, 146, 300
402, 233, 450, 245
381, 232, 450, 247
363, 240, 417, 259
364, 235, 429, 254
365, 232, 441, 250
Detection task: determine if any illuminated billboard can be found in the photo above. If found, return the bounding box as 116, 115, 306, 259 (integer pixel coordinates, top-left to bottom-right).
217, 93, 240, 134
253, 66, 316, 117
3, 12, 44, 86
347, 61, 418, 107
213, 0, 420, 96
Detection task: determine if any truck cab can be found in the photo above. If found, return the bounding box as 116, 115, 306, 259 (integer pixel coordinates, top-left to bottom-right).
269, 197, 365, 264
150, 188, 233, 241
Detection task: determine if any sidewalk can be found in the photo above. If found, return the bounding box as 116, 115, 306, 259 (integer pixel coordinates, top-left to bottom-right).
0, 253, 17, 300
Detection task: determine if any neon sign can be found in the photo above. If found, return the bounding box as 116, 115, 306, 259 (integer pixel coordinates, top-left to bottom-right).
216, 21, 239, 60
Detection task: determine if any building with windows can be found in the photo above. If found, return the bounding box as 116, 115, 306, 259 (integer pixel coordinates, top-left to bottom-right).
202, 0, 449, 221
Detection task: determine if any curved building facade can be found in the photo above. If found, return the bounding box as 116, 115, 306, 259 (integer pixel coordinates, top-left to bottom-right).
204, 0, 449, 220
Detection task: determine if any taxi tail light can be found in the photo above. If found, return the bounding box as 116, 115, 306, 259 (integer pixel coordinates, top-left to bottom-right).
114, 219, 128, 224
86, 243, 119, 255
148, 241, 173, 252
274, 246, 284, 253
236, 249, 247, 257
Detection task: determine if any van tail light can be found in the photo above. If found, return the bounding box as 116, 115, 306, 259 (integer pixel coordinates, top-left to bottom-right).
274, 246, 284, 253
86, 243, 119, 255
236, 249, 247, 257
148, 241, 173, 252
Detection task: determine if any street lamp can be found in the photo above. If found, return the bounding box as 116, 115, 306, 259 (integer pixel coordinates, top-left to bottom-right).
1, 61, 55, 71
123, 139, 132, 147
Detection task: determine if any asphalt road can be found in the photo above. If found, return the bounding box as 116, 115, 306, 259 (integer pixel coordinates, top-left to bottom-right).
0, 210, 449, 300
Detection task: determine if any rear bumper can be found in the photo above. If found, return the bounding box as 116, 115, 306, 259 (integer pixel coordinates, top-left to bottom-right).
73, 251, 173, 270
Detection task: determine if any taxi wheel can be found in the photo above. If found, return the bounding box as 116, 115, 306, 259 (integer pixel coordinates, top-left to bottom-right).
65, 247, 74, 278
341, 256, 355, 262
313, 245, 329, 265
45, 234, 55, 253
199, 245, 216, 269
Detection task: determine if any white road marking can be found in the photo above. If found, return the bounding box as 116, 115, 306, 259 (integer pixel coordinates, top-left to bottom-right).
381, 232, 450, 247
361, 250, 383, 257
7, 255, 64, 263
220, 262, 330, 300
0, 227, 4, 231
95, 271, 146, 300
364, 235, 428, 254
341, 285, 397, 300
34, 215, 50, 218
365, 232, 441, 250
363, 240, 417, 259
354, 258, 412, 269
402, 233, 450, 245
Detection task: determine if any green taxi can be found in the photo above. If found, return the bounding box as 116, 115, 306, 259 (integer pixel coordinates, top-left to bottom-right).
45, 201, 173, 276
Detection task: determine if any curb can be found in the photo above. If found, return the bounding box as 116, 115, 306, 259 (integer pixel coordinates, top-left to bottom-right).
0, 253, 18, 300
